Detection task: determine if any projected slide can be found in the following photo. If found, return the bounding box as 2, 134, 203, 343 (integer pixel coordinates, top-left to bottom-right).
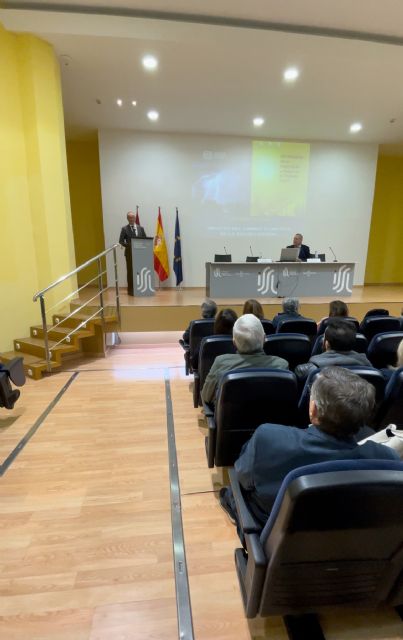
251, 141, 310, 217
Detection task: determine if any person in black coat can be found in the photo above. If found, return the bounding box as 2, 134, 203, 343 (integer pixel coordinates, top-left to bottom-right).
287, 233, 311, 261
119, 211, 147, 295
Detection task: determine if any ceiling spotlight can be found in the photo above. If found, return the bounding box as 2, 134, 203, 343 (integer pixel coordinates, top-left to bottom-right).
253, 116, 265, 127
147, 110, 159, 121
116, 98, 123, 107
283, 67, 299, 82
350, 122, 363, 133
142, 55, 158, 70
131, 100, 137, 106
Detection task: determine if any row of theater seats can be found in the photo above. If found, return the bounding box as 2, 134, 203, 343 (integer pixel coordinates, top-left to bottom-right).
185, 326, 403, 630
190, 329, 403, 408
203, 365, 403, 468
183, 314, 403, 374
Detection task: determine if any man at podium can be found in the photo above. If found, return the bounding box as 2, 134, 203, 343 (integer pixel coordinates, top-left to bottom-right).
119, 211, 147, 295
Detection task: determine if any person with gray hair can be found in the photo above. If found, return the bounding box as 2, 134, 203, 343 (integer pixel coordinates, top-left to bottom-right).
182, 298, 217, 344
272, 297, 312, 329
219, 366, 399, 527
201, 314, 288, 405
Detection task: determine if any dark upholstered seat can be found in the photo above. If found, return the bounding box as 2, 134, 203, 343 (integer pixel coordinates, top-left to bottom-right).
367, 332, 403, 369
231, 459, 403, 630
193, 335, 236, 407
359, 316, 401, 342
264, 333, 311, 371
205, 368, 299, 468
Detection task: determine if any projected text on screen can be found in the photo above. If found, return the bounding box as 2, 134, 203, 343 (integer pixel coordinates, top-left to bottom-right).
251, 140, 310, 217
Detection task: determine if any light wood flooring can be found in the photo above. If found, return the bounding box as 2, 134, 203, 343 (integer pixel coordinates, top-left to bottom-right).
1, 334, 403, 639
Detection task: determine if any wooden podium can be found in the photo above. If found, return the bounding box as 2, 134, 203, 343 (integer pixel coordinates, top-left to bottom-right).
130, 237, 155, 297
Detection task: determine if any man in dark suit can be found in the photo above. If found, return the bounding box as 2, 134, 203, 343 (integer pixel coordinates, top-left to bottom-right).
119, 211, 147, 295
287, 232, 311, 261
219, 367, 399, 528
272, 297, 312, 329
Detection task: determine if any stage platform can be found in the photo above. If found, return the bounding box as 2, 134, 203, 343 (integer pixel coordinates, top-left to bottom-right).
88, 285, 403, 333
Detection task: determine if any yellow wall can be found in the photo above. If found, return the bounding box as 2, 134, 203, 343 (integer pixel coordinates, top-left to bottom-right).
0, 23, 76, 352
365, 154, 403, 283
66, 139, 105, 285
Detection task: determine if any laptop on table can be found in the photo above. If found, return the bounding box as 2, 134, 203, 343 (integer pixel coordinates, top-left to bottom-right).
279, 247, 300, 262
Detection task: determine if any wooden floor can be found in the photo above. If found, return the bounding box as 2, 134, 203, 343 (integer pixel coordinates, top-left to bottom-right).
1, 334, 403, 639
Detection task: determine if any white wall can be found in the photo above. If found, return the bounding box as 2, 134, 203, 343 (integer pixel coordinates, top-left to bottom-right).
98, 129, 378, 287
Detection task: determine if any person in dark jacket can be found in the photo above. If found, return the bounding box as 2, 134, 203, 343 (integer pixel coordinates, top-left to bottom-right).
287, 233, 311, 261
182, 299, 217, 344
295, 318, 373, 381
119, 211, 147, 295
219, 367, 399, 528
272, 297, 312, 329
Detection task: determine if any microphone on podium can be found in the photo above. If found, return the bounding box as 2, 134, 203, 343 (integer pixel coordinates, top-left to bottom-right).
224, 246, 228, 255
329, 246, 338, 262
249, 245, 254, 257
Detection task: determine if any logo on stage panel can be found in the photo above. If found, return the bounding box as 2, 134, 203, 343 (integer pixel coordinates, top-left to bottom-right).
332, 265, 352, 294
257, 267, 277, 295
136, 267, 155, 293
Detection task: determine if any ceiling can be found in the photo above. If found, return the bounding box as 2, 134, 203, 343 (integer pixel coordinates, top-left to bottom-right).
2, 1, 403, 145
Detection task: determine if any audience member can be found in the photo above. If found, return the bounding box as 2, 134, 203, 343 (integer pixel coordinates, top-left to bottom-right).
242, 299, 264, 320
219, 367, 399, 528
201, 314, 288, 405
317, 299, 349, 330
272, 297, 310, 329
182, 299, 217, 344
382, 338, 403, 381
295, 318, 372, 381
214, 308, 238, 335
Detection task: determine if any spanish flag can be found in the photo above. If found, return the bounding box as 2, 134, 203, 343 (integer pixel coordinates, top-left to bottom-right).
153, 207, 170, 282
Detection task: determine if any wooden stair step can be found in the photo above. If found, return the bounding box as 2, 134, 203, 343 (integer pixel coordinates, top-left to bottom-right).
0, 350, 60, 380
53, 312, 118, 329
14, 336, 78, 361
30, 325, 94, 342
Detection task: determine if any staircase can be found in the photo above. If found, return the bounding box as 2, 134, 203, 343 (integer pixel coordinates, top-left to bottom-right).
0, 308, 119, 380
0, 245, 121, 380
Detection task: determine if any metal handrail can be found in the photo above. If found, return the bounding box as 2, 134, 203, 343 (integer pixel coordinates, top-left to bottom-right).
33, 244, 119, 301
33, 245, 121, 373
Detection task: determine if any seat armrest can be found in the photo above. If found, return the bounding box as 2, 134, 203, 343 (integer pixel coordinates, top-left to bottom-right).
202, 400, 214, 417
229, 468, 262, 534
206, 415, 216, 467
243, 532, 267, 618
4, 357, 25, 387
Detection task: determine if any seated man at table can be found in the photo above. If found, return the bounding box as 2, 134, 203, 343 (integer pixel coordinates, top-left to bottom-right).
294, 318, 372, 382
201, 314, 288, 405
219, 367, 399, 528
287, 232, 311, 261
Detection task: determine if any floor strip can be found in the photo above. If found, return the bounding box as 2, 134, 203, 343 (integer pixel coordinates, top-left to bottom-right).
164, 372, 195, 640
0, 372, 79, 476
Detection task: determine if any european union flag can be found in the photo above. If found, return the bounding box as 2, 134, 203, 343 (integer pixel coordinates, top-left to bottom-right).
173, 208, 183, 286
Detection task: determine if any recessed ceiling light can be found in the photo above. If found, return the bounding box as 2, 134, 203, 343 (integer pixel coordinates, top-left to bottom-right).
116, 98, 123, 106
147, 110, 159, 121
131, 100, 137, 106
350, 122, 363, 133
142, 55, 158, 71
283, 67, 299, 82
253, 116, 265, 127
